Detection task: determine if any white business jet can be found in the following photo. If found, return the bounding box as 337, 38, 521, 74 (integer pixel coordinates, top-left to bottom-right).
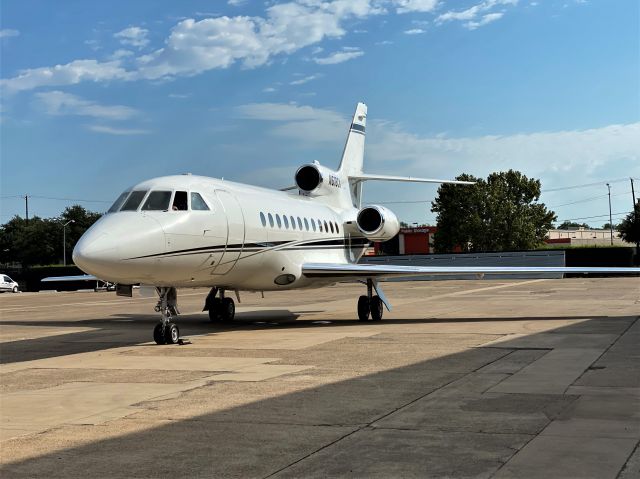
66, 102, 639, 345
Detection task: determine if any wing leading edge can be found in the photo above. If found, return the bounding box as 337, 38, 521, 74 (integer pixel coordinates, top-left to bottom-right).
302, 263, 640, 280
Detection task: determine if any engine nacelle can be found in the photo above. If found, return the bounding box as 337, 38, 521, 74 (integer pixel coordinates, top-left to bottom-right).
356, 205, 400, 242
295, 163, 343, 197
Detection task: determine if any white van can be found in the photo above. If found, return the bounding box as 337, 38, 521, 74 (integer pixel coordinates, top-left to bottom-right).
0, 274, 19, 293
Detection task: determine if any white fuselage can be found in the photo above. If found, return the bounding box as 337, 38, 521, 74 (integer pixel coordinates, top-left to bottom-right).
73, 174, 369, 291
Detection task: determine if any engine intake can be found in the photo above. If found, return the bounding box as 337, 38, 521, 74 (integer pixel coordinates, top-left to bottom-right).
356, 205, 400, 241
295, 165, 322, 192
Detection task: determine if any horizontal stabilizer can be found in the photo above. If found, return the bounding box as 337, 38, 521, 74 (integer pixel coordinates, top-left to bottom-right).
349, 174, 475, 185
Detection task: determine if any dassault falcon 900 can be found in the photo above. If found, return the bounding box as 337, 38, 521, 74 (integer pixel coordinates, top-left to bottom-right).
60, 103, 640, 345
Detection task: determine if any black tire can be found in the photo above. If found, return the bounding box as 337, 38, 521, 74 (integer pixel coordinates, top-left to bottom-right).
370, 296, 383, 321
220, 297, 235, 322
164, 323, 180, 344
12, 286, 18, 293
357, 295, 370, 321
208, 298, 221, 322
153, 323, 166, 345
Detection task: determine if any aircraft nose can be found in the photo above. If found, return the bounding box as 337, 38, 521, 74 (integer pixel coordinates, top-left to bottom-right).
72, 214, 166, 281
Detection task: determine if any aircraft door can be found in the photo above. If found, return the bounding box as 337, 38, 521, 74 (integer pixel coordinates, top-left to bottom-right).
212, 189, 245, 275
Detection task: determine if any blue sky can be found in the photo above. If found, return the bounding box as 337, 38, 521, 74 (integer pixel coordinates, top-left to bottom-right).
1, 0, 639, 227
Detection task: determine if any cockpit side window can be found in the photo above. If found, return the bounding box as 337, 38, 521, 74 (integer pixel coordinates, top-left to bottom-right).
141, 191, 172, 211
191, 192, 210, 211
108, 191, 130, 213
121, 190, 148, 211
172, 191, 188, 211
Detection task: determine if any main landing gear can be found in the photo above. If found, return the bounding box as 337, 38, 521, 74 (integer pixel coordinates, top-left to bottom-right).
203, 287, 236, 323
358, 279, 383, 321
153, 287, 181, 345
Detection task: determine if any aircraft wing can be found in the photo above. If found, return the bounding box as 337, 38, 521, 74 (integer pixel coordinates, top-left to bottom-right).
41, 274, 99, 282
348, 174, 475, 185
301, 263, 640, 280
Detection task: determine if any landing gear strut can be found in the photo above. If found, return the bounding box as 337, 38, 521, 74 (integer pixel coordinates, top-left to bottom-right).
204, 287, 235, 323
153, 287, 180, 345
358, 279, 383, 321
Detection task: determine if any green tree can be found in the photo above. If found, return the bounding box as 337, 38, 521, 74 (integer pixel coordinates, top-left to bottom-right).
0, 205, 102, 267
601, 222, 619, 231
431, 170, 556, 253
618, 201, 639, 244
558, 221, 590, 230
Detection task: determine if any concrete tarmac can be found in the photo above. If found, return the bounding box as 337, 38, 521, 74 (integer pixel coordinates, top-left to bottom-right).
0, 278, 638, 478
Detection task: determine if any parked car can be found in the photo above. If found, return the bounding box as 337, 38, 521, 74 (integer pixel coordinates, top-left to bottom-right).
0, 274, 19, 293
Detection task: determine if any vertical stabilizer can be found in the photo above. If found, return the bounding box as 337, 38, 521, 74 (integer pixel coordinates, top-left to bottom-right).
338, 102, 367, 177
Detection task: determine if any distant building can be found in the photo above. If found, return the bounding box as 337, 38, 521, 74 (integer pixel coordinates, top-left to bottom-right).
371, 226, 455, 255
545, 227, 630, 246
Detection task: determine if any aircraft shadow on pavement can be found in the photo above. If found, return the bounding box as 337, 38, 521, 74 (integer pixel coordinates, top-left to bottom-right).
0, 311, 620, 365
1, 315, 637, 478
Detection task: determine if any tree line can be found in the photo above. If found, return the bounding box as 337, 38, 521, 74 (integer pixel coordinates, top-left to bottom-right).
0, 205, 101, 268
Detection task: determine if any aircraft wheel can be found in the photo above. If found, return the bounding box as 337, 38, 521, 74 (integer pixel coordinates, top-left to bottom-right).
153, 323, 166, 345
164, 323, 180, 344
208, 298, 221, 322
220, 298, 235, 322
370, 296, 383, 321
357, 295, 370, 321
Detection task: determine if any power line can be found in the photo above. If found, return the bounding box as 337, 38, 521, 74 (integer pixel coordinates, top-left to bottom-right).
1, 194, 110, 203
542, 178, 629, 193
557, 211, 631, 222
548, 190, 632, 208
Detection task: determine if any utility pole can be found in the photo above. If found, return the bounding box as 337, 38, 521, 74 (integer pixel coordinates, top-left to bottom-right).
24, 195, 29, 224
606, 183, 613, 246
632, 178, 639, 263
62, 220, 74, 266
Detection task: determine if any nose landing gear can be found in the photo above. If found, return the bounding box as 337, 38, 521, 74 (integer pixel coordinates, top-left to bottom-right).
153, 287, 180, 345
357, 279, 384, 321
204, 287, 236, 323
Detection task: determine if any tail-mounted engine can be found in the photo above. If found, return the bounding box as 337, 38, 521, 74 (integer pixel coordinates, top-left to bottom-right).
295, 163, 343, 197
356, 205, 400, 242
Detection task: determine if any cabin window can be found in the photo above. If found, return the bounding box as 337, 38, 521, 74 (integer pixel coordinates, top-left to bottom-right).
335, 222, 340, 234
268, 213, 274, 227
121, 190, 148, 211
318, 220, 323, 232
276, 214, 282, 228
283, 215, 289, 229
290, 216, 296, 230
108, 191, 130, 213
304, 218, 309, 231
260, 212, 267, 227
191, 192, 210, 211
324, 221, 329, 233
298, 217, 303, 230
172, 191, 188, 211
142, 191, 172, 211
311, 219, 316, 231
329, 222, 334, 234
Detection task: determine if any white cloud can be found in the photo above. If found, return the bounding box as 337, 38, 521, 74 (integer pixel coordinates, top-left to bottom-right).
88, 125, 151, 135
136, 1, 382, 79
228, 0, 247, 6
168, 93, 190, 99
290, 74, 319, 85
34, 91, 138, 120
465, 12, 504, 29
404, 28, 426, 34
313, 47, 364, 65
114, 26, 150, 48
392, 0, 439, 14
375, 40, 394, 45
263, 87, 277, 93
109, 49, 134, 60
1, 60, 131, 93
437, 0, 517, 28
0, 29, 19, 38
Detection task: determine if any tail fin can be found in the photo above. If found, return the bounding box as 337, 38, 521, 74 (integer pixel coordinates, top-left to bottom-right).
338, 102, 367, 177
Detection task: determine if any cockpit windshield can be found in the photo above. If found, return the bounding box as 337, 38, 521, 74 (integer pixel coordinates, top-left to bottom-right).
107, 191, 130, 213
120, 190, 148, 211
141, 191, 172, 211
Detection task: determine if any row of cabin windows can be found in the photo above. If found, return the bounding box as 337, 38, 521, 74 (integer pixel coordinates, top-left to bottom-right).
259, 212, 340, 235
108, 190, 210, 213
